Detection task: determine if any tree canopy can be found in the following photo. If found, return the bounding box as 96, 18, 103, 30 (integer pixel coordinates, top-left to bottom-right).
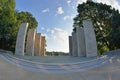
16, 11, 38, 29
73, 1, 120, 54
0, 0, 38, 51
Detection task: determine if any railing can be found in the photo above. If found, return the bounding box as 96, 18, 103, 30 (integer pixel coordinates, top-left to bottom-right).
0, 52, 114, 73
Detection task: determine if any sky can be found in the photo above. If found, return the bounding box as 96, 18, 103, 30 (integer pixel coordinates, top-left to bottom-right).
15, 0, 120, 52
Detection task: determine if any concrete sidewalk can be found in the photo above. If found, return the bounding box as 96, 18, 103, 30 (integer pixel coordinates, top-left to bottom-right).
0, 55, 120, 80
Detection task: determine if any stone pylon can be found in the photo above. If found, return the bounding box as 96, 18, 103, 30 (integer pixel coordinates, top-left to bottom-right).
34, 33, 41, 56
40, 36, 46, 56
87, 0, 93, 2
15, 23, 29, 56
76, 27, 86, 57
83, 19, 97, 57
25, 29, 36, 56
72, 32, 78, 56
69, 36, 73, 56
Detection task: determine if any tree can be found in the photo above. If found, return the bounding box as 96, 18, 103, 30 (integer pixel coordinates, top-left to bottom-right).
15, 11, 38, 29
110, 10, 120, 49
0, 0, 38, 52
0, 0, 17, 50
73, 1, 120, 54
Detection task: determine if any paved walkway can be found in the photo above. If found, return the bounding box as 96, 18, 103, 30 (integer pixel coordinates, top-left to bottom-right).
14, 55, 97, 63
1, 53, 110, 73
0, 52, 120, 80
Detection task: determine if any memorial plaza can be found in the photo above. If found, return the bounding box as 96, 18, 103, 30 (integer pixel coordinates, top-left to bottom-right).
0, 19, 119, 80
0, 49, 120, 80
0, 0, 120, 80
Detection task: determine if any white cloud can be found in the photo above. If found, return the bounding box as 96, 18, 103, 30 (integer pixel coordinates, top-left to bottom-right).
41, 27, 45, 30
51, 30, 54, 34
67, 0, 71, 4
46, 28, 54, 34
63, 15, 74, 20
63, 16, 70, 20
52, 28, 68, 43
76, 0, 120, 11
46, 28, 69, 52
96, 0, 120, 11
77, 0, 87, 5
42, 33, 48, 39
56, 7, 64, 14
46, 28, 50, 32
42, 8, 50, 13
67, 0, 71, 5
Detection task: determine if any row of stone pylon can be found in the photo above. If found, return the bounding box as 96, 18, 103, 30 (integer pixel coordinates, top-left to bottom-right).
15, 23, 46, 56
69, 19, 98, 57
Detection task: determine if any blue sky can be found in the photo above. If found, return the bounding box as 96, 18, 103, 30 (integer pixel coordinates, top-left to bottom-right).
15, 0, 120, 52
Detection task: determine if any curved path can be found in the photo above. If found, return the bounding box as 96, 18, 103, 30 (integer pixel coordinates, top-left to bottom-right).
0, 50, 120, 80
0, 53, 112, 73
